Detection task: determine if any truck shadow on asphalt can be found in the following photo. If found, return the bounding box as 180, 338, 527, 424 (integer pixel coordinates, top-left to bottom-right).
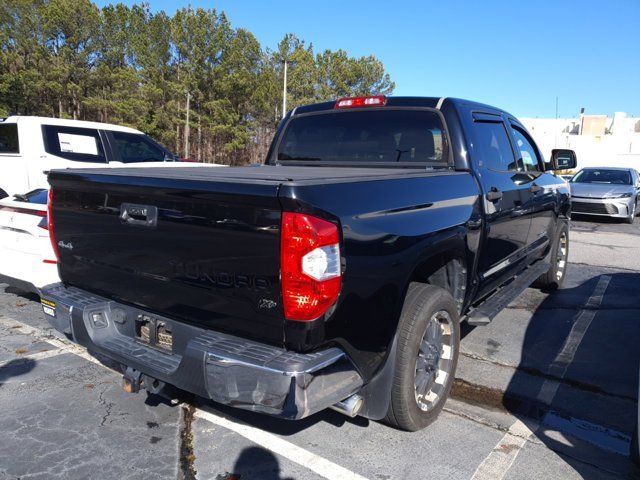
482, 271, 640, 478
193, 397, 370, 436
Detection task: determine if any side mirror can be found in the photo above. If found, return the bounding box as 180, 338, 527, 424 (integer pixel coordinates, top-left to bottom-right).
550, 149, 577, 170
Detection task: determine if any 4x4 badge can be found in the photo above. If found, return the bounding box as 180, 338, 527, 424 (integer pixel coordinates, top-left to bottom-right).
58, 240, 73, 250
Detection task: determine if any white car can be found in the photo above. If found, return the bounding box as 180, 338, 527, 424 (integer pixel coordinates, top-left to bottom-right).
0, 189, 58, 293
0, 116, 182, 199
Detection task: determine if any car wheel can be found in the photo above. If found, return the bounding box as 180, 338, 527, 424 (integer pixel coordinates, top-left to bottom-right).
626, 204, 636, 224
535, 223, 569, 290
384, 283, 460, 431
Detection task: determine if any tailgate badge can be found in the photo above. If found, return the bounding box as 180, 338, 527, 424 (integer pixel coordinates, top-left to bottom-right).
259, 298, 277, 310
58, 240, 73, 250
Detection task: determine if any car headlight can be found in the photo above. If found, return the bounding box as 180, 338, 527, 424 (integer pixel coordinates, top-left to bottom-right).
606, 192, 633, 199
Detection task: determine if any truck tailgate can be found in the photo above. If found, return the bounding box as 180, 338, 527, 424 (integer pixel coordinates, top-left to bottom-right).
48, 169, 285, 346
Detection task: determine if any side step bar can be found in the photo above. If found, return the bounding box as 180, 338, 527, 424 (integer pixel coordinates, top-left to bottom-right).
465, 261, 550, 326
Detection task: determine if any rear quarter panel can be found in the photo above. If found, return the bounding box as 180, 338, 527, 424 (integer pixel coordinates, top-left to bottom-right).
279, 172, 482, 378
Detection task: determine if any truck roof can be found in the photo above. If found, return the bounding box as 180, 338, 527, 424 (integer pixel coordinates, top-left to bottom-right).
0, 116, 142, 134
292, 96, 513, 118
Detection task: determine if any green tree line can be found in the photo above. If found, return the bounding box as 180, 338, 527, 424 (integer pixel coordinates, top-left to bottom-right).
0, 0, 394, 164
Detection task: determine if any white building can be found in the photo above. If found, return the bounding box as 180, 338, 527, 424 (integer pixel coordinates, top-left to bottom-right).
520, 113, 640, 171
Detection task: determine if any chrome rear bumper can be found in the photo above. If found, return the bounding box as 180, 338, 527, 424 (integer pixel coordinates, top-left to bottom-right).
41, 283, 363, 419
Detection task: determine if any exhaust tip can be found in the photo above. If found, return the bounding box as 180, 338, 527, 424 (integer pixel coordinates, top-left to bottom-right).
330, 394, 364, 418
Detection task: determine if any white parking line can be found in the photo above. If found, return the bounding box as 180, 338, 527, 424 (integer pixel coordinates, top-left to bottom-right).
537, 275, 611, 405
0, 315, 370, 480
469, 274, 612, 480
0, 317, 104, 366
0, 347, 65, 368
195, 409, 369, 480
470, 419, 535, 480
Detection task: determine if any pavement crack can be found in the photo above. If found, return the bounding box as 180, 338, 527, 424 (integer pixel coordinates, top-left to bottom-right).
98, 386, 115, 427
178, 403, 197, 480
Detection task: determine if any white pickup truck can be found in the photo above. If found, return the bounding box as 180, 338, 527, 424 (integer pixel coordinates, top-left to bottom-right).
0, 116, 224, 293
0, 116, 181, 198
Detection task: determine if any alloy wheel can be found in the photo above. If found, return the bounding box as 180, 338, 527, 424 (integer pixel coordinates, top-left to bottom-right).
414, 310, 455, 411
556, 231, 568, 282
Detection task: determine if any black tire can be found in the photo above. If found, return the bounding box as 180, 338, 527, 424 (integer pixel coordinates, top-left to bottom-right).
0, 188, 7, 200
625, 201, 637, 224
632, 423, 639, 465
625, 212, 635, 224
535, 223, 569, 290
384, 283, 460, 431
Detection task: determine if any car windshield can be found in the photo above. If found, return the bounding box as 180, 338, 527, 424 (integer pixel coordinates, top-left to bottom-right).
571, 169, 631, 185
276, 109, 447, 165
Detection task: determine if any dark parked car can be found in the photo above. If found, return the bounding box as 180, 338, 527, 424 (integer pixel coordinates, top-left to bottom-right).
41, 96, 575, 431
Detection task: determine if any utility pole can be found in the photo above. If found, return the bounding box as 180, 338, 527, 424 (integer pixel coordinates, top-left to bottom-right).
184, 91, 191, 159
554, 96, 559, 148
281, 60, 288, 117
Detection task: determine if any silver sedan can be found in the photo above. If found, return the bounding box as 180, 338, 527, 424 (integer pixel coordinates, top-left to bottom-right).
569, 167, 640, 224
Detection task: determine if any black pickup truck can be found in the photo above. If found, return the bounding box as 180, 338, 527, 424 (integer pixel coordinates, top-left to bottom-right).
41, 96, 576, 431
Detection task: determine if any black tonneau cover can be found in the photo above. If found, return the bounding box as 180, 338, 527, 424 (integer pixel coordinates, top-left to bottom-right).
53, 165, 446, 185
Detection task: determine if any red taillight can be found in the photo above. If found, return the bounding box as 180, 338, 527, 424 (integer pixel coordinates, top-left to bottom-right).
280, 212, 342, 321
47, 189, 59, 262
335, 95, 386, 109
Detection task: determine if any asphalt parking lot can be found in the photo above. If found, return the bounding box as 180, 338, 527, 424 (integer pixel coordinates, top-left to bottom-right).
1, 216, 639, 480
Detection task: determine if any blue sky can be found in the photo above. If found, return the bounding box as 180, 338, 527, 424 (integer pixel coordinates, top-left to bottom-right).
95, 0, 640, 118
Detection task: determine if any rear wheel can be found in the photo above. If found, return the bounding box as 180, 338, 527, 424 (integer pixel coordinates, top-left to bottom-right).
535, 223, 569, 290
384, 283, 460, 431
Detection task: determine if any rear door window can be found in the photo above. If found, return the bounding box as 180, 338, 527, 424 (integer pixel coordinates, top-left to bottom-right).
0, 124, 19, 153
111, 131, 166, 163
42, 125, 106, 163
276, 110, 448, 165
472, 121, 519, 171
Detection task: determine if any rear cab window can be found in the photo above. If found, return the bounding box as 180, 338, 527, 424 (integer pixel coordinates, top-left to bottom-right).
275, 109, 449, 166
42, 125, 106, 163
0, 124, 20, 154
